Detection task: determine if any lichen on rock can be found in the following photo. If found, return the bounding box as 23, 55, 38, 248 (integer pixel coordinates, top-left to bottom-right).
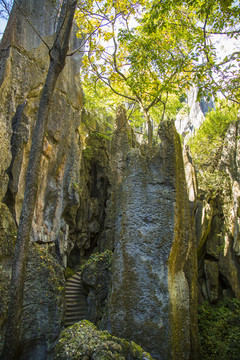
0, 203, 17, 351
18, 243, 65, 359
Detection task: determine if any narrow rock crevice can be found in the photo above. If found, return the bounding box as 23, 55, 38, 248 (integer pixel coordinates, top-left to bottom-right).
64, 272, 89, 328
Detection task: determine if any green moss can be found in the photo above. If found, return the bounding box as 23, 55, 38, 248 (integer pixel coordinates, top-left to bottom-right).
55, 320, 154, 360
188, 100, 239, 193
198, 298, 240, 360
168, 121, 199, 358
81, 250, 113, 272
27, 243, 65, 299
65, 267, 75, 279
0, 203, 17, 257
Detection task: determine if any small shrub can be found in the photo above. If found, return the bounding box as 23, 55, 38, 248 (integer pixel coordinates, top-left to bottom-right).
80, 250, 113, 271
64, 267, 75, 279
198, 298, 240, 360
188, 100, 239, 193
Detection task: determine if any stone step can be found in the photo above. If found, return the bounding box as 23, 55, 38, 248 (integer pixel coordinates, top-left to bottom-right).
64, 271, 89, 328
66, 305, 87, 310
66, 309, 88, 317
66, 300, 86, 309
67, 279, 81, 286
66, 302, 87, 308
65, 289, 82, 295
70, 273, 81, 281
66, 303, 87, 310
66, 283, 81, 290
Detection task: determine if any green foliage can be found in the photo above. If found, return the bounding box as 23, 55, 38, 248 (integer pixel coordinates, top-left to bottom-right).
82, 78, 122, 120
82, 145, 95, 161
64, 267, 75, 279
198, 298, 240, 360
76, 0, 192, 144
145, 0, 240, 102
76, 0, 240, 145
188, 100, 239, 192
80, 250, 113, 272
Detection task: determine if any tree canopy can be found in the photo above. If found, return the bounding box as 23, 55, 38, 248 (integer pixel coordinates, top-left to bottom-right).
75, 0, 240, 144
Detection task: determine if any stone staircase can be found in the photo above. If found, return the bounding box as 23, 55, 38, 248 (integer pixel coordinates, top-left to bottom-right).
64, 272, 89, 327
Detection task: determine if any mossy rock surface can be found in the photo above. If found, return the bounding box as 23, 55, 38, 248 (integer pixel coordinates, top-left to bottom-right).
55, 320, 154, 360
0, 203, 16, 256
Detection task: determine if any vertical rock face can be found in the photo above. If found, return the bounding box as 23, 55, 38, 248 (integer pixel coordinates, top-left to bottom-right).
219, 120, 240, 257
196, 120, 240, 304
0, 0, 83, 261
0, 0, 83, 358
19, 243, 65, 360
175, 86, 214, 137
218, 121, 240, 299
0, 3, 201, 359
107, 121, 198, 360
98, 105, 133, 252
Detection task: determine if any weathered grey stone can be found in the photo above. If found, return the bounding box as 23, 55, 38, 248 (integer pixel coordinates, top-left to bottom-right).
108, 121, 198, 360
98, 105, 133, 252
175, 86, 214, 137
0, 203, 16, 351
204, 260, 219, 303
67, 130, 110, 265
0, 0, 86, 275
218, 234, 240, 299
81, 251, 112, 327
205, 214, 222, 260
19, 243, 65, 360
216, 120, 240, 299
0, 0, 84, 356
196, 119, 240, 303
183, 145, 197, 206
219, 120, 240, 256
195, 199, 214, 257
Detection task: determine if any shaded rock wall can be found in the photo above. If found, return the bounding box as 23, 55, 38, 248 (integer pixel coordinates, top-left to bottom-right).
19, 243, 65, 360
107, 120, 198, 360
67, 126, 110, 266
196, 120, 240, 303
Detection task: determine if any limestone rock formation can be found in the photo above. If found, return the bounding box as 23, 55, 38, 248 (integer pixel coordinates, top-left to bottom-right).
218, 120, 240, 299
98, 105, 134, 252
0, 0, 83, 357
80, 250, 112, 327
19, 244, 65, 360
0, 204, 16, 351
175, 86, 214, 137
67, 125, 110, 265
106, 121, 198, 360
0, 0, 83, 257
196, 120, 240, 304
0, 2, 216, 359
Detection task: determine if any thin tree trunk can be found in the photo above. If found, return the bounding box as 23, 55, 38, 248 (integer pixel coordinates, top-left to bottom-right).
143, 108, 153, 147
1, 1, 77, 359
